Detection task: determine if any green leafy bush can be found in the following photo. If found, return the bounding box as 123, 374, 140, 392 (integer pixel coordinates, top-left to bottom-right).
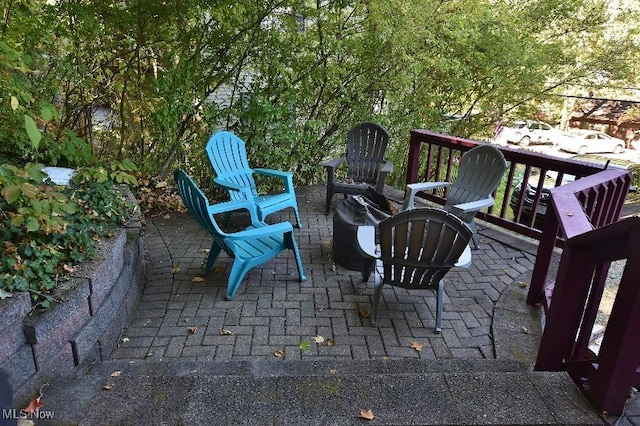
0, 162, 136, 309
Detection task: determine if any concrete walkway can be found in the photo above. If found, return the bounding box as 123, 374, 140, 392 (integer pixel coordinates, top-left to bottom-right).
39, 185, 615, 425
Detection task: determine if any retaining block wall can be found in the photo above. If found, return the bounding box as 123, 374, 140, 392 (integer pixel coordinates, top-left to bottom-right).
0, 215, 145, 405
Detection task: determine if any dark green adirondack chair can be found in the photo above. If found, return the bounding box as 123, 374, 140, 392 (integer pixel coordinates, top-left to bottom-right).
174, 169, 307, 300
323, 122, 394, 215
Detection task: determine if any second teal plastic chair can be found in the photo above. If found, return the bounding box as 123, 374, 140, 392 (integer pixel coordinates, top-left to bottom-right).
174, 169, 307, 300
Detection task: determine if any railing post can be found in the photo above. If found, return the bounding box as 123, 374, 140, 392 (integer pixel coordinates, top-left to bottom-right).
589, 229, 640, 414
534, 245, 595, 371
406, 131, 422, 185
527, 209, 560, 306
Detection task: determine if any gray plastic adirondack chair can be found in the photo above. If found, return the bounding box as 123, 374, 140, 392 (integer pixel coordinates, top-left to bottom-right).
323, 122, 394, 214
356, 208, 473, 333
205, 131, 302, 227
174, 169, 306, 300
402, 144, 507, 248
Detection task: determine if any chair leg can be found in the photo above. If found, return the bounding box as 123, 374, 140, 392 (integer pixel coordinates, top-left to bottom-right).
469, 220, 479, 249
325, 188, 334, 215
285, 231, 307, 282
226, 260, 251, 300
362, 259, 375, 282
222, 210, 233, 227
402, 185, 418, 210
435, 279, 444, 333
371, 281, 384, 326
293, 206, 303, 229
204, 242, 223, 276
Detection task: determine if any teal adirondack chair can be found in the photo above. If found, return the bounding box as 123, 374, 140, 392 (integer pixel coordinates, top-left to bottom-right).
174, 169, 307, 300
205, 131, 302, 227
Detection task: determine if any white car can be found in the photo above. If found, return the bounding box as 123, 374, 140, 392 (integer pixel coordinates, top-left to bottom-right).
501, 120, 566, 146
559, 130, 626, 155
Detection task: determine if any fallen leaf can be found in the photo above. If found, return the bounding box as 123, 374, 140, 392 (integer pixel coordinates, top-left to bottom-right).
188, 326, 198, 334
163, 214, 171, 220
171, 266, 181, 274
110, 371, 122, 378
220, 329, 232, 335
214, 266, 225, 273
299, 341, 311, 350
329, 369, 337, 375
23, 397, 44, 413
410, 341, 424, 351
0, 288, 12, 299
326, 338, 335, 347
273, 350, 284, 358
359, 308, 369, 318
518, 281, 528, 289
314, 335, 325, 343
121, 337, 130, 343
359, 409, 375, 420
103, 384, 114, 391
521, 326, 529, 334
192, 276, 205, 282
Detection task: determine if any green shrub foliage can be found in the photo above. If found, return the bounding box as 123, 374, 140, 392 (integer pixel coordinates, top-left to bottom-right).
0, 163, 135, 309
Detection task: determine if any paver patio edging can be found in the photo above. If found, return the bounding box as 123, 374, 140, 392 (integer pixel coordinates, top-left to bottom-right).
0, 190, 145, 406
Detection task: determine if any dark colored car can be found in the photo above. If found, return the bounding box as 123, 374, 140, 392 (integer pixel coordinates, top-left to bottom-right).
510, 155, 639, 226
510, 171, 573, 226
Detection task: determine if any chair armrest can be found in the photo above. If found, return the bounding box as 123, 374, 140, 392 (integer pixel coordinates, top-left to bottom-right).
452, 197, 495, 214
403, 181, 452, 210
253, 168, 293, 180
381, 160, 394, 174
455, 245, 472, 268
356, 226, 379, 259
224, 221, 294, 241
321, 157, 345, 170
207, 199, 260, 222
213, 177, 252, 195
253, 168, 295, 193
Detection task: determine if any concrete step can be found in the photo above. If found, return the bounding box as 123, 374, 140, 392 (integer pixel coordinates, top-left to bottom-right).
36, 358, 603, 425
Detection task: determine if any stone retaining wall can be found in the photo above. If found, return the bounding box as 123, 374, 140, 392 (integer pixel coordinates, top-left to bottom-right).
0, 214, 145, 405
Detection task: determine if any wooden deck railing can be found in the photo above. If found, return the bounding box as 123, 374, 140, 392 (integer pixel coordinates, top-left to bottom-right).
407, 129, 640, 416
528, 169, 638, 416
406, 129, 611, 242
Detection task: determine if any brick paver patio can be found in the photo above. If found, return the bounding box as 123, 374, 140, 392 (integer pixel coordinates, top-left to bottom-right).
111, 185, 538, 363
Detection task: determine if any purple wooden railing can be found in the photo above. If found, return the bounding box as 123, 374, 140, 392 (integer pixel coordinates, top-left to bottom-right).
529, 169, 638, 416
408, 129, 640, 415
406, 129, 610, 242
526, 168, 631, 307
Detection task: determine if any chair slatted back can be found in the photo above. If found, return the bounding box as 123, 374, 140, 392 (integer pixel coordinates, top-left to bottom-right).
446, 145, 507, 222
174, 169, 230, 252
346, 122, 390, 184
206, 131, 258, 199
378, 209, 472, 289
